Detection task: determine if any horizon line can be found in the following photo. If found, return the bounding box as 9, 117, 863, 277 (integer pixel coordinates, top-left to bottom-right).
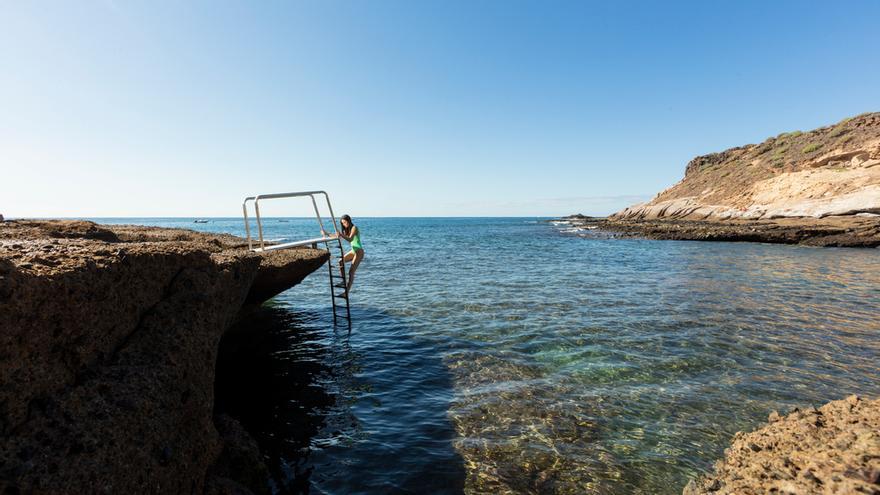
8, 214, 599, 220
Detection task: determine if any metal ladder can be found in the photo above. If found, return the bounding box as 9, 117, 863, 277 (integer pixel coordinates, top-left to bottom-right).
241, 190, 351, 326
326, 236, 352, 324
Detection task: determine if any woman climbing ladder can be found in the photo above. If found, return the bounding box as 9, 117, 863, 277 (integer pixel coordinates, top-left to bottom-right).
333, 214, 364, 293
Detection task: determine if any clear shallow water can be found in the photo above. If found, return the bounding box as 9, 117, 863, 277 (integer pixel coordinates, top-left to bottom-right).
96, 217, 880, 494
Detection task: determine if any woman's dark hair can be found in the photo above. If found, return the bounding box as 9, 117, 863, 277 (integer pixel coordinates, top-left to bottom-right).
340, 214, 354, 236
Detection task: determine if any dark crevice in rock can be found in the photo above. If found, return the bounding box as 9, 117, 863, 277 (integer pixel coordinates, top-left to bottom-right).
99, 264, 190, 375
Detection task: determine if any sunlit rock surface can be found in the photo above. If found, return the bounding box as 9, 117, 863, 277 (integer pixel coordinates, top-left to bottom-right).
0, 220, 327, 493
684, 395, 880, 495
615, 112, 880, 221
575, 112, 880, 247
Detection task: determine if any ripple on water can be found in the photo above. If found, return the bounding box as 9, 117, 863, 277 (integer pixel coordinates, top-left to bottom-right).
111, 218, 880, 494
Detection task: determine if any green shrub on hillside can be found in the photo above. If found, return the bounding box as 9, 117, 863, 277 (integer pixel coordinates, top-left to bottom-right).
829, 125, 849, 138
777, 130, 803, 139
835, 135, 854, 147
802, 143, 822, 153
828, 114, 866, 138
755, 141, 773, 155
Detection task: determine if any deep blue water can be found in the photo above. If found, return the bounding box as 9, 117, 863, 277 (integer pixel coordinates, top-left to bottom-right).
92, 217, 880, 494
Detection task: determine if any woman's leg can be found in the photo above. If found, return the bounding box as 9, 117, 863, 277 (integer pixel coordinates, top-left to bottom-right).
346, 250, 364, 291
338, 250, 355, 265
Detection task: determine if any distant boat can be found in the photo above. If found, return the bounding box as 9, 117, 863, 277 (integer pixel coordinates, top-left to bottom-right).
278, 219, 289, 222
194, 219, 209, 224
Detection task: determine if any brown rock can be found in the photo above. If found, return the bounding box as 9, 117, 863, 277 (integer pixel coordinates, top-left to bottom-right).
615, 112, 880, 222
562, 215, 880, 248
563, 112, 880, 248
207, 414, 271, 494
246, 248, 329, 305
0, 220, 328, 493
684, 396, 880, 494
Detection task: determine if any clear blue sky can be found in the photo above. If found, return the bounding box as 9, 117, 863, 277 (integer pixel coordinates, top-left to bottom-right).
2, 1, 878, 217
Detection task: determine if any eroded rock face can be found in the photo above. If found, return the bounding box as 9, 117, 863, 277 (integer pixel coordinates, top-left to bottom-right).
684, 395, 880, 495
0, 220, 328, 494
614, 112, 880, 221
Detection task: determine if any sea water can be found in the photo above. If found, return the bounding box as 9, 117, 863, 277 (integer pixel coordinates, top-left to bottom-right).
92, 217, 880, 494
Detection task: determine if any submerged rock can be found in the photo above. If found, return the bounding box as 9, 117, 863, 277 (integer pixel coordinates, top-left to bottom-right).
0, 220, 328, 493
683, 395, 880, 495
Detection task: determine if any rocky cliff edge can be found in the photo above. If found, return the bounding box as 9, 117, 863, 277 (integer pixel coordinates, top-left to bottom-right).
0, 220, 328, 494
615, 112, 880, 221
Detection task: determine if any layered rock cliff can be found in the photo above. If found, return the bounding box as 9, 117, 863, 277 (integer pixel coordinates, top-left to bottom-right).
559, 112, 880, 246
0, 220, 328, 493
615, 112, 880, 220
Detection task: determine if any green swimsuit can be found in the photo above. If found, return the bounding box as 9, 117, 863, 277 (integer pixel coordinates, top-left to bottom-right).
349, 228, 363, 252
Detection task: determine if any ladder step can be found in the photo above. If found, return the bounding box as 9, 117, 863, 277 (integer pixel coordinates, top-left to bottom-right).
330, 254, 350, 321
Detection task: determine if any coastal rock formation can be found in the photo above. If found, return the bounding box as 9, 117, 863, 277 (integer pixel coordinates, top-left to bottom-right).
0, 220, 327, 493
561, 112, 880, 246
615, 112, 880, 221
563, 214, 880, 247
684, 395, 880, 495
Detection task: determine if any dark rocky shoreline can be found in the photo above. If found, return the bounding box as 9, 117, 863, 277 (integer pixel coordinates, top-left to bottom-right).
557, 214, 880, 248
0, 220, 328, 494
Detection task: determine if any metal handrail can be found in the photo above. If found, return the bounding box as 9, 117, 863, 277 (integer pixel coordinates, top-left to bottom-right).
241, 190, 352, 325
241, 190, 341, 252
